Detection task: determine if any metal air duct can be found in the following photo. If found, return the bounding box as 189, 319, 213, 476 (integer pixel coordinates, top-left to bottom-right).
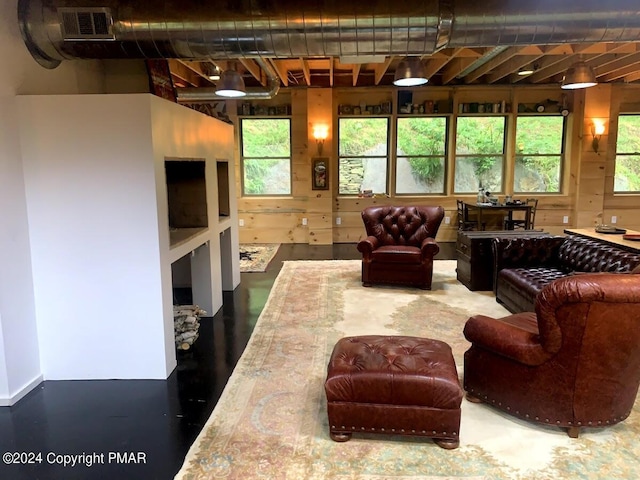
19, 0, 640, 70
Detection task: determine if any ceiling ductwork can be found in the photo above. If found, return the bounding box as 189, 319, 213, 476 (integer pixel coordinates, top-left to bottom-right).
177, 58, 280, 102
18, 0, 640, 96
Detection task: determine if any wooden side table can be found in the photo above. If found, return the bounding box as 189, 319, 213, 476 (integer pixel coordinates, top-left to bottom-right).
456, 230, 550, 291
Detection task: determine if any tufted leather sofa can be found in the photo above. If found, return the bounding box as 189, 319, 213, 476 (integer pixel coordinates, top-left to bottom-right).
463, 273, 640, 438
357, 205, 444, 289
493, 234, 640, 313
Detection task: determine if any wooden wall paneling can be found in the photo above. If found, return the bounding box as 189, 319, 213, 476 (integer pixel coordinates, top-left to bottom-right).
577, 85, 610, 228
333, 228, 366, 243
307, 88, 333, 244
231, 84, 640, 245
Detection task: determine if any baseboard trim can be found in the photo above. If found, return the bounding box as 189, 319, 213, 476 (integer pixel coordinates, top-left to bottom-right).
0, 375, 43, 407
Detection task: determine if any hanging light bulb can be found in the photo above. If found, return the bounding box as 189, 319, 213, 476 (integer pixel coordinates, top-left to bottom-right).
215, 69, 246, 97
561, 61, 597, 90
393, 57, 428, 87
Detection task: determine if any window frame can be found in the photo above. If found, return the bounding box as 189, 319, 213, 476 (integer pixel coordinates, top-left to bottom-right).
453, 115, 507, 195
513, 114, 566, 194
239, 117, 293, 197
394, 116, 449, 196
337, 116, 391, 196
614, 113, 640, 194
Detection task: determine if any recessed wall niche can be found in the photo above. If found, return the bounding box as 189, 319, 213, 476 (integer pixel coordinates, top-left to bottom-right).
165, 159, 208, 229
216, 161, 230, 217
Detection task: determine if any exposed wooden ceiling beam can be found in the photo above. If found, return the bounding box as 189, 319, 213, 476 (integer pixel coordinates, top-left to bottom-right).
441, 57, 477, 85
167, 41, 640, 92
424, 48, 464, 78
268, 59, 289, 87
329, 56, 334, 87
352, 64, 361, 86
238, 59, 266, 86
464, 47, 522, 83
598, 52, 640, 81
300, 58, 311, 85
168, 59, 205, 87
374, 57, 393, 85
487, 54, 545, 83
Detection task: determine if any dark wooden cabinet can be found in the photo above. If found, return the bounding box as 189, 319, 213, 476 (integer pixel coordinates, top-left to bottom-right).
456, 230, 549, 291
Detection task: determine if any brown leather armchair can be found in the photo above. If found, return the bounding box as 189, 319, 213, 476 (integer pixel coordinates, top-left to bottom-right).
357, 205, 444, 290
463, 272, 640, 438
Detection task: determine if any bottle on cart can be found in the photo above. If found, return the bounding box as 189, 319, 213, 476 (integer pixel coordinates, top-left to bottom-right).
477, 187, 485, 204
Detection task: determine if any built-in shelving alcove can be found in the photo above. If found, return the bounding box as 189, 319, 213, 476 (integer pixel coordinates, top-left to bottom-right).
165, 159, 208, 248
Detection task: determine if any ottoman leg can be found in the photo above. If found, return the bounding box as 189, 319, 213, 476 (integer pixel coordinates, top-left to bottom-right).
466, 392, 483, 403
434, 438, 459, 449
330, 431, 352, 442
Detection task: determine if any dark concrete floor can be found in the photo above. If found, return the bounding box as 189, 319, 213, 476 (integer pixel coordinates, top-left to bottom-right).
0, 243, 455, 480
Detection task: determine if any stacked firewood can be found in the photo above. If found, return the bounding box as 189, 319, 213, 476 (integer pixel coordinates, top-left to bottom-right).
174, 305, 206, 351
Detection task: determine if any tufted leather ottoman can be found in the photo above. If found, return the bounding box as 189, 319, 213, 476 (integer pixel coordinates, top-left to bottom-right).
324, 335, 463, 449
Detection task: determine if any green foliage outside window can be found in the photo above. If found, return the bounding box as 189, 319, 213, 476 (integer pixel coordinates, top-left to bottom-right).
615, 115, 640, 192
515, 116, 563, 192
338, 118, 388, 156
338, 118, 389, 194
241, 119, 291, 195
455, 116, 506, 192
396, 117, 447, 194
397, 117, 446, 177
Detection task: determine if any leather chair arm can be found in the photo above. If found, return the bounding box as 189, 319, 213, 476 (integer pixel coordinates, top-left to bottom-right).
420, 237, 440, 257
463, 314, 553, 366
357, 236, 380, 256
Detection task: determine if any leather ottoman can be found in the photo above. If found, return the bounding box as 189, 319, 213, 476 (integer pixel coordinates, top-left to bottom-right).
324, 335, 463, 449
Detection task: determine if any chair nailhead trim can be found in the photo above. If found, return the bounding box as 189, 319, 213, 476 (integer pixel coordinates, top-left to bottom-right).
463, 392, 628, 429
332, 425, 459, 438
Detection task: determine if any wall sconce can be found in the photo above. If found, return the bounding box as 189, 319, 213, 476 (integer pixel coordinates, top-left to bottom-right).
312, 124, 329, 156
591, 120, 606, 153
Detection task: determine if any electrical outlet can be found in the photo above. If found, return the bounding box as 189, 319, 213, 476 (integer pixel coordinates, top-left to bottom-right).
611, 215, 617, 224
444, 216, 451, 225
239, 219, 245, 227
336, 217, 342, 225
562, 215, 569, 224
302, 217, 308, 226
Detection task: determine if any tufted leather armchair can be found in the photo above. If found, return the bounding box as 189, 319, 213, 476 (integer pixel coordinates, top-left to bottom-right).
463, 272, 640, 438
357, 205, 444, 289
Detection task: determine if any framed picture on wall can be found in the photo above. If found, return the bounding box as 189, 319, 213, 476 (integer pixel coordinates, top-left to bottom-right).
312, 158, 329, 190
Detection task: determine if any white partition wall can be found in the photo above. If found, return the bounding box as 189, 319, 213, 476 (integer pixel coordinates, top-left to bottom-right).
17, 94, 239, 380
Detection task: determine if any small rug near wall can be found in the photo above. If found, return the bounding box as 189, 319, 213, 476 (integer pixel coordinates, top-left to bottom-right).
239, 244, 280, 272
175, 260, 640, 480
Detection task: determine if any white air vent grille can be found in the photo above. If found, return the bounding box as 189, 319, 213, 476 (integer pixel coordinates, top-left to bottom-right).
59, 8, 114, 40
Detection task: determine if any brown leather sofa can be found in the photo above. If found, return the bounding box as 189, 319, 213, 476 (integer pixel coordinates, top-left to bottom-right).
464, 272, 640, 438
357, 205, 444, 290
493, 234, 640, 313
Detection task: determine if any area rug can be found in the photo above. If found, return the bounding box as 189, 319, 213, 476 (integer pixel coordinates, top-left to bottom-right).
239, 244, 280, 272
175, 260, 640, 480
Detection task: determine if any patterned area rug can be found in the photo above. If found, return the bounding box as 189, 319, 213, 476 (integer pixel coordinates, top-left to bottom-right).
239, 244, 280, 272
175, 260, 640, 480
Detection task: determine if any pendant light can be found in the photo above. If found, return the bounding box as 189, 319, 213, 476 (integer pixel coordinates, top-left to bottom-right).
561, 60, 597, 90
393, 57, 428, 87
215, 69, 246, 97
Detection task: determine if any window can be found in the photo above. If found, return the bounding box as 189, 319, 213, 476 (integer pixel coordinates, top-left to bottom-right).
338, 117, 389, 195
615, 114, 640, 193
396, 117, 447, 194
455, 116, 506, 194
240, 118, 291, 195
514, 116, 564, 193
